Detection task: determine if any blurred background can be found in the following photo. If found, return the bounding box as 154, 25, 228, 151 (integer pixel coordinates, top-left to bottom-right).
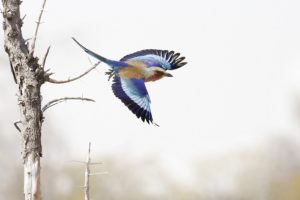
1, 0, 300, 199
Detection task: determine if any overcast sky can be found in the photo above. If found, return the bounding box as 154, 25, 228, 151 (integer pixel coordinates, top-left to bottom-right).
1, 0, 300, 178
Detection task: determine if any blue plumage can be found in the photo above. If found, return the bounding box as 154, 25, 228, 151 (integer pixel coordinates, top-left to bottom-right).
120, 49, 187, 70
112, 76, 153, 123
73, 38, 187, 124
72, 37, 128, 69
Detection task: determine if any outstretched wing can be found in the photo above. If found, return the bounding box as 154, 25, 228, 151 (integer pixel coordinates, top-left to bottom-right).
120, 49, 187, 70
112, 76, 153, 123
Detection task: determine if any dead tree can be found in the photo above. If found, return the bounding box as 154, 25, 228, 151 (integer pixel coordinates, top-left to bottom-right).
72, 142, 106, 200
2, 0, 98, 199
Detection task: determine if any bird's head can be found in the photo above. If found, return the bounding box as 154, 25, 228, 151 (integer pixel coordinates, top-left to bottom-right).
145, 67, 173, 82
152, 68, 173, 77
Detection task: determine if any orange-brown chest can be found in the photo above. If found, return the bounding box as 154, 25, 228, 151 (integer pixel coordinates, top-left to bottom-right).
118, 65, 146, 80
118, 60, 165, 82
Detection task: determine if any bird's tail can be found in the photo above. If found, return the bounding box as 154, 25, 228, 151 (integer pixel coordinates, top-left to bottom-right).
72, 37, 128, 68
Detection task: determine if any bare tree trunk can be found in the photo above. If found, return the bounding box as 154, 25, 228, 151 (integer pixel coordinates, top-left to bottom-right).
2, 0, 43, 199
2, 1, 98, 199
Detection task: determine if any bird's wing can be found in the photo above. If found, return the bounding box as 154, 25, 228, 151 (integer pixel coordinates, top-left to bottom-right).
120, 49, 187, 70
112, 76, 153, 123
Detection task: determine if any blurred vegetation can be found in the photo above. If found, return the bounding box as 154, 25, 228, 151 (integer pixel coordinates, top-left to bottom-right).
1, 135, 300, 200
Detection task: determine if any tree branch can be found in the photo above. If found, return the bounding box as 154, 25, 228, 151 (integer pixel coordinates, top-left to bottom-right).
14, 120, 22, 132
29, 0, 47, 58
10, 60, 17, 84
41, 46, 50, 68
46, 61, 100, 84
42, 97, 95, 112
69, 160, 103, 165
89, 172, 108, 176
84, 142, 91, 200
71, 143, 105, 199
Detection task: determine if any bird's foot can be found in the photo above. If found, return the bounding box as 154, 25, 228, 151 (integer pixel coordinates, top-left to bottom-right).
105, 69, 116, 81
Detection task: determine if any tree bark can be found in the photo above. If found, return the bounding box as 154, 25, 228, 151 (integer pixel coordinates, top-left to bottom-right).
2, 1, 98, 199
2, 0, 43, 199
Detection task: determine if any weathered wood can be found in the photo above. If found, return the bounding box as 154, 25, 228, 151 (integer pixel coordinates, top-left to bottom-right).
2, 0, 44, 199
2, 1, 98, 199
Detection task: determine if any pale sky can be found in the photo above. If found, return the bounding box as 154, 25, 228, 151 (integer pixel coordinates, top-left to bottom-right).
1, 0, 300, 178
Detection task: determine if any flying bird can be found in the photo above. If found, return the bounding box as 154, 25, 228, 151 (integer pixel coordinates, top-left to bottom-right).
72, 37, 187, 124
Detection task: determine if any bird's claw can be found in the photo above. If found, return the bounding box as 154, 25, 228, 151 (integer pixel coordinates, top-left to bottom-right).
105, 69, 116, 81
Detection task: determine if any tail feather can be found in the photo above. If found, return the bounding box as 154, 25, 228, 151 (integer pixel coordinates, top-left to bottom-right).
72, 37, 128, 68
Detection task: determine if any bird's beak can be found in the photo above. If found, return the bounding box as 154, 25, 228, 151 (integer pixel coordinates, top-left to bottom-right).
164, 72, 173, 77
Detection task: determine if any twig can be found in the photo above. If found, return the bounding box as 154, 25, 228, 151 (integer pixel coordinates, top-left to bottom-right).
14, 120, 22, 132
68, 160, 87, 164
29, 0, 47, 58
89, 162, 103, 165
89, 172, 108, 176
71, 142, 106, 199
69, 160, 102, 165
21, 14, 26, 21
41, 46, 51, 68
10, 60, 17, 84
46, 61, 100, 84
87, 57, 93, 65
84, 142, 91, 200
42, 97, 95, 112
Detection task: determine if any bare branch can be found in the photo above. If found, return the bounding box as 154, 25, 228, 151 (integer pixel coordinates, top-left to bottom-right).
42, 97, 95, 112
84, 142, 91, 200
89, 162, 103, 165
72, 142, 106, 199
29, 0, 47, 58
89, 172, 108, 176
21, 14, 26, 21
10, 60, 17, 84
46, 61, 100, 84
68, 160, 87, 164
14, 120, 21, 132
68, 160, 102, 165
41, 46, 51, 68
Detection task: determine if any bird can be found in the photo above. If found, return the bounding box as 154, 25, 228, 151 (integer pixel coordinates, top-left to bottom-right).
72, 37, 187, 124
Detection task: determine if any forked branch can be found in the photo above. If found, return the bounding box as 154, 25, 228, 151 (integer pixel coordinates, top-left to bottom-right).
46, 61, 100, 84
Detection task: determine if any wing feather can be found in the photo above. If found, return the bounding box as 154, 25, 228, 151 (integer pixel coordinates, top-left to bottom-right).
112, 76, 153, 124
120, 49, 187, 70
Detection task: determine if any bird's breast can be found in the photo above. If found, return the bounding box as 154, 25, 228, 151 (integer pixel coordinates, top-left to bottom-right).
118, 65, 146, 80
118, 61, 166, 82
